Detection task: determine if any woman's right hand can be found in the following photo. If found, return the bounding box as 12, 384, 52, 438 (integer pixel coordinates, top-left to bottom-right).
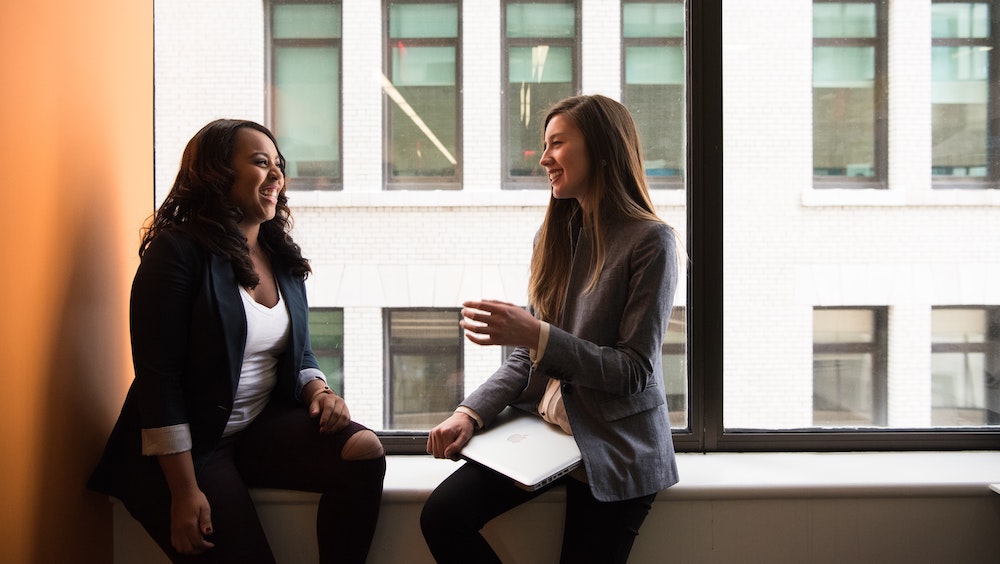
169, 487, 215, 555
426, 412, 476, 460
158, 451, 214, 555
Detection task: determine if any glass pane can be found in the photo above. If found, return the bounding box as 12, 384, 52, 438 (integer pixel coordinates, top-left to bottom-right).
932, 308, 986, 343
813, 3, 877, 38
389, 3, 458, 38
931, 2, 991, 178
508, 46, 573, 177
389, 82, 458, 176
813, 353, 874, 425
506, 3, 576, 38
309, 309, 344, 396
508, 45, 574, 83
274, 4, 341, 39
931, 308, 996, 426
813, 46, 876, 177
814, 309, 875, 343
623, 2, 684, 38
274, 46, 341, 179
392, 46, 456, 86
812, 309, 879, 427
387, 4, 459, 182
388, 310, 464, 430
724, 0, 997, 432
387, 51, 457, 177
625, 45, 685, 179
931, 3, 990, 38
663, 307, 688, 429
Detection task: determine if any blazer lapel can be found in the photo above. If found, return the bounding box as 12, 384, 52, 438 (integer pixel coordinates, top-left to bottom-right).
208, 253, 247, 399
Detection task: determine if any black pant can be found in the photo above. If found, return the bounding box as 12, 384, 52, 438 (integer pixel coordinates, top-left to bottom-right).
420, 463, 655, 564
127, 402, 386, 564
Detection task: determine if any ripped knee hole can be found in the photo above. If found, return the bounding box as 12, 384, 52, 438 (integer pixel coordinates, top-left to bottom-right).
341, 429, 385, 460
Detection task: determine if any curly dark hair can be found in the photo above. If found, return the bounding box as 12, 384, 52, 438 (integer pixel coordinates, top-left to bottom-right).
140, 119, 311, 286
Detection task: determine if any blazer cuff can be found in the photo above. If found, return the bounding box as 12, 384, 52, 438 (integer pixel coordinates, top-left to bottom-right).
141, 423, 192, 456
296, 368, 327, 400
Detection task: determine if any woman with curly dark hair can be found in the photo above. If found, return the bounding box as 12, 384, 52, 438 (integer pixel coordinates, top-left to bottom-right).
89, 119, 385, 564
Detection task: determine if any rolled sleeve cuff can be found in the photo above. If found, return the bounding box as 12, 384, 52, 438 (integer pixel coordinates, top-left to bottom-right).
455, 406, 483, 430
529, 321, 551, 366
141, 423, 192, 456
296, 368, 327, 400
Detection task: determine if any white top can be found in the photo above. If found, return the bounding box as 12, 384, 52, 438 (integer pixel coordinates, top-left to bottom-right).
223, 285, 290, 436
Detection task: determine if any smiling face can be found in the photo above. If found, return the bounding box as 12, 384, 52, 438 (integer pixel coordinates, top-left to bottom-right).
229, 127, 284, 231
540, 113, 592, 206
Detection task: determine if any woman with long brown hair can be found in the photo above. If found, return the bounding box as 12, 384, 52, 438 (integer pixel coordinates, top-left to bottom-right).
422, 95, 680, 563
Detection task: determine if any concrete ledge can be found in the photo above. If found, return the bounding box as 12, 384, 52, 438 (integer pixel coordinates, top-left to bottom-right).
112, 451, 1000, 564
252, 451, 1000, 504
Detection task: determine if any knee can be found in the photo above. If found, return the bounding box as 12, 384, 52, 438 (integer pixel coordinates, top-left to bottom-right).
341, 429, 385, 460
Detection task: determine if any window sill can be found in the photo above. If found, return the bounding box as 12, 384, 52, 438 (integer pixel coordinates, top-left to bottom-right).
802, 187, 1000, 207
248, 451, 1000, 506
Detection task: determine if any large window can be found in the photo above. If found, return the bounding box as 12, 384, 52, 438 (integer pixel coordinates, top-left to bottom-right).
309, 308, 345, 395
932, 1, 997, 186
812, 0, 887, 186
622, 0, 685, 188
385, 309, 464, 430
503, 0, 579, 185
270, 1, 342, 189
384, 1, 461, 188
158, 0, 1000, 454
812, 308, 887, 427
932, 307, 1000, 425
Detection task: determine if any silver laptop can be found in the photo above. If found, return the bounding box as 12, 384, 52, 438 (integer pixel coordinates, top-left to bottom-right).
460, 406, 582, 491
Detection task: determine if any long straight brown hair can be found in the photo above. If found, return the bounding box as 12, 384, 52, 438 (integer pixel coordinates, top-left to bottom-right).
528, 95, 662, 324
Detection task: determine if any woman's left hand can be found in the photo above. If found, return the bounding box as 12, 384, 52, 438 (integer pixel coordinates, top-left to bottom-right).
307, 385, 352, 434
460, 299, 540, 349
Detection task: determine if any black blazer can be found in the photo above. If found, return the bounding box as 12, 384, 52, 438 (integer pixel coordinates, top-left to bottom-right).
88, 229, 319, 504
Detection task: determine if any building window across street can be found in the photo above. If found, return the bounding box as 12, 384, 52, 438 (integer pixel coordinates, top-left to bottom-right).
812, 307, 888, 427
503, 0, 579, 186
269, 1, 343, 189
384, 1, 461, 189
812, 0, 887, 187
385, 309, 464, 430
932, 307, 1000, 426
931, 1, 997, 187
622, 0, 686, 188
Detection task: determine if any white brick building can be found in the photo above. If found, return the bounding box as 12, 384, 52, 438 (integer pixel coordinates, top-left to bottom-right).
155, 0, 1000, 432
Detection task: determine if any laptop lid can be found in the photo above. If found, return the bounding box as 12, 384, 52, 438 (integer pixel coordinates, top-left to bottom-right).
460, 406, 582, 491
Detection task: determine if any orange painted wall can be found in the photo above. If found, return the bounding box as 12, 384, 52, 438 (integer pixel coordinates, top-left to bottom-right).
0, 2, 152, 562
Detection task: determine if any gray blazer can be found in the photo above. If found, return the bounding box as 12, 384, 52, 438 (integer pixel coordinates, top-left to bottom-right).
462, 216, 679, 502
